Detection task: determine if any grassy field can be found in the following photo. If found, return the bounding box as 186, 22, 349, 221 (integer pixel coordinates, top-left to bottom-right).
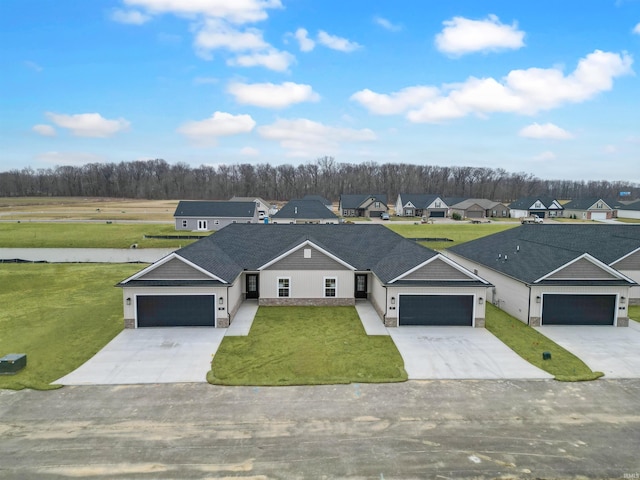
0, 197, 178, 221
209, 306, 407, 386
0, 263, 142, 390
629, 305, 640, 323
485, 304, 603, 381
386, 222, 519, 249
0, 222, 207, 248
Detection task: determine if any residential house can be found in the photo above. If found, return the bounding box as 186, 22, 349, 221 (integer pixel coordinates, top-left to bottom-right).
118, 224, 492, 328
395, 194, 448, 218
618, 200, 640, 220
301, 195, 333, 211
508, 197, 564, 219
271, 199, 339, 224
448, 198, 510, 219
339, 194, 389, 218
446, 225, 640, 327
174, 201, 258, 231
562, 198, 625, 220
229, 196, 272, 220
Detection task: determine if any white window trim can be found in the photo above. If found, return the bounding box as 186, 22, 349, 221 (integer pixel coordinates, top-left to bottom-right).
181, 219, 188, 228
197, 219, 208, 231
277, 277, 291, 298
323, 276, 337, 298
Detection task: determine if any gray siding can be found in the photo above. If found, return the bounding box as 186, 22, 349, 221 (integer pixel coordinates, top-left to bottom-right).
403, 258, 471, 280
175, 216, 257, 231
612, 249, 640, 270
267, 246, 349, 270
140, 257, 212, 280
547, 258, 618, 280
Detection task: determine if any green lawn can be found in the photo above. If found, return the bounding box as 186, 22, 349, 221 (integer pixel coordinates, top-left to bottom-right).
209, 306, 407, 386
0, 223, 207, 248
629, 305, 640, 323
0, 263, 142, 390
386, 223, 518, 249
615, 218, 640, 224
485, 304, 603, 381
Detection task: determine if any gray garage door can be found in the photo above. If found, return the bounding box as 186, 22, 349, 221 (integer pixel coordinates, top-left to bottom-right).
429, 211, 446, 218
399, 295, 473, 326
467, 210, 483, 218
541, 294, 615, 325
137, 295, 215, 327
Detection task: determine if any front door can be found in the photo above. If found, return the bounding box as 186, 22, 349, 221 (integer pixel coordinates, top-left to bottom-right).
355, 274, 368, 298
246, 274, 259, 299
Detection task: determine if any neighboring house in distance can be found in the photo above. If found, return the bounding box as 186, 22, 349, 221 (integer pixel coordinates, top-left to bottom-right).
339, 194, 389, 218
448, 198, 510, 219
271, 199, 340, 224
618, 200, 640, 220
174, 201, 258, 231
118, 224, 491, 328
395, 194, 449, 218
562, 198, 622, 221
301, 195, 333, 211
446, 225, 640, 327
229, 196, 271, 220
508, 197, 564, 219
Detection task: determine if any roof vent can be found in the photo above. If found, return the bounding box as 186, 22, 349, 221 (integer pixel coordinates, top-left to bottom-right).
504, 255, 508, 261
516, 245, 520, 252
294, 206, 298, 214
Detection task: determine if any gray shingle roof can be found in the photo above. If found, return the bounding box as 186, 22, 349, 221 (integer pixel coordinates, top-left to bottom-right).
272, 199, 338, 219
619, 200, 640, 211
174, 201, 256, 218
301, 194, 332, 206
340, 194, 388, 209
174, 224, 445, 284
449, 224, 640, 284
398, 194, 446, 208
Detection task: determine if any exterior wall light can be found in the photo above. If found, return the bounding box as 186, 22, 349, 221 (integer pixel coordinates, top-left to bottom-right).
219, 297, 224, 305
126, 297, 131, 306
620, 296, 626, 305
390, 297, 395, 305
478, 297, 484, 304
536, 296, 541, 303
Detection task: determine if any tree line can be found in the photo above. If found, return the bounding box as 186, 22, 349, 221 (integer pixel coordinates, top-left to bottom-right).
0, 157, 637, 202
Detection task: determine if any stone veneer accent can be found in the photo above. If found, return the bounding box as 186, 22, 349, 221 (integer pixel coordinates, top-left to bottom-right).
259, 298, 355, 307
474, 318, 485, 328
617, 316, 629, 327
124, 318, 135, 329
217, 317, 230, 328
384, 316, 397, 327
529, 316, 541, 327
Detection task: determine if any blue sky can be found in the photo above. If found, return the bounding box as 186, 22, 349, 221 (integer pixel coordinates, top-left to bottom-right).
1, 0, 640, 183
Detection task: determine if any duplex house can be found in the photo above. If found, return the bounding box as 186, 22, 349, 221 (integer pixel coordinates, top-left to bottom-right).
340, 194, 389, 218
448, 198, 510, 219
446, 225, 640, 327
562, 198, 624, 220
508, 197, 564, 219
118, 224, 491, 328
271, 199, 339, 224
395, 194, 448, 218
174, 201, 258, 231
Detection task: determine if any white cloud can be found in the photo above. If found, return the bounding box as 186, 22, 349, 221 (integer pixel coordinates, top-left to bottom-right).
373, 16, 402, 32
258, 118, 375, 157
633, 22, 640, 34
45, 112, 130, 137
227, 49, 295, 71
532, 151, 556, 161
121, 0, 283, 24
350, 86, 440, 115
353, 50, 633, 123
240, 146, 259, 156
228, 81, 320, 108
36, 151, 106, 165
294, 28, 315, 52
110, 9, 151, 24
33, 124, 56, 137
317, 30, 361, 52
435, 14, 525, 56
194, 19, 268, 55
177, 111, 256, 143
518, 122, 573, 140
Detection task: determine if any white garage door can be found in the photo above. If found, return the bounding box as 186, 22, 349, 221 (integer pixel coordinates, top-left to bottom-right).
591, 212, 607, 221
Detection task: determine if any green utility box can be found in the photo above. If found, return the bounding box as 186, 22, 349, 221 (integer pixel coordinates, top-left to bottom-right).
0, 354, 27, 375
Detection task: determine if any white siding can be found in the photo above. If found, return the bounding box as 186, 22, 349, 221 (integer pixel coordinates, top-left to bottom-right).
227, 278, 244, 320
370, 274, 388, 317
617, 210, 640, 219
259, 270, 353, 298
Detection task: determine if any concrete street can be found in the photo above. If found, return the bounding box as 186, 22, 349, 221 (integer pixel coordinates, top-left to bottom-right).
1, 380, 639, 479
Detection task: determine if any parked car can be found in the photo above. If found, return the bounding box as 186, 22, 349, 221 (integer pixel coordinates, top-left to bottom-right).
521, 215, 543, 224
381, 213, 390, 221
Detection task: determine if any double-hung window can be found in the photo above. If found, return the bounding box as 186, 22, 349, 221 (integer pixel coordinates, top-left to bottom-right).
324, 277, 337, 297
278, 277, 290, 297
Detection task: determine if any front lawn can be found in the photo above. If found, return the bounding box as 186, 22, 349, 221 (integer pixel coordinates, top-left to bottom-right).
485, 304, 603, 381
0, 223, 206, 248
0, 263, 141, 390
209, 306, 407, 386
629, 305, 640, 323
386, 223, 518, 249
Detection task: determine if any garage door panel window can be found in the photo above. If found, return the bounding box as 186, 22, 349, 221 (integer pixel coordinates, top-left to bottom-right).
324, 277, 337, 297
278, 277, 290, 297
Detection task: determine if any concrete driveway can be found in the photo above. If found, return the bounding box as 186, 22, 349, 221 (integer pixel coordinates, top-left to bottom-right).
55, 328, 226, 385
389, 327, 553, 380
534, 321, 640, 378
